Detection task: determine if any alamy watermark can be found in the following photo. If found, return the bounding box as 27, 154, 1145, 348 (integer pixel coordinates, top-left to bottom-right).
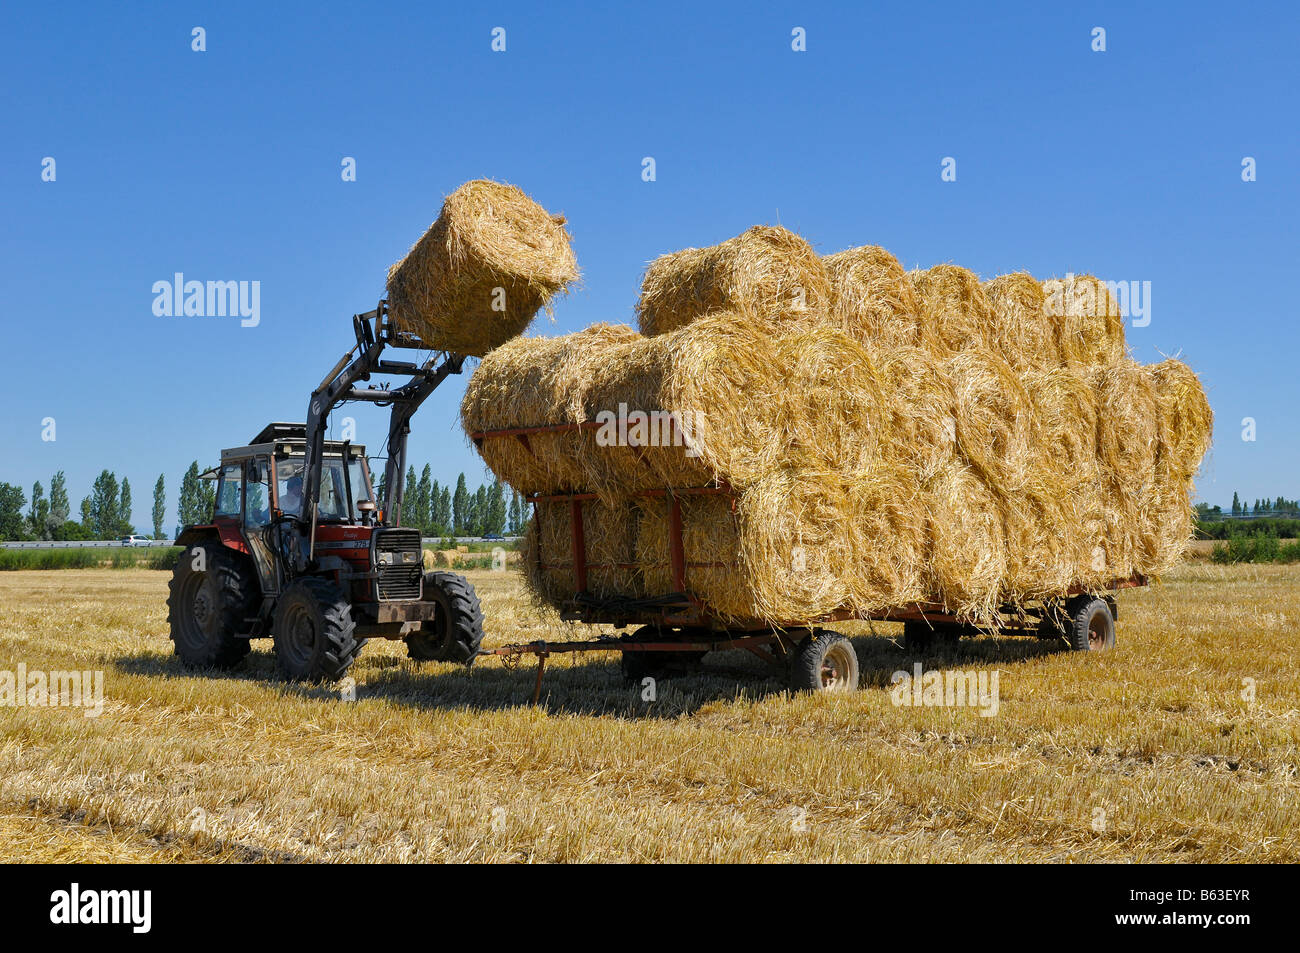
890, 663, 999, 717
593, 404, 703, 457
152, 273, 260, 327
50, 883, 150, 933
1044, 273, 1151, 328
1, 664, 103, 717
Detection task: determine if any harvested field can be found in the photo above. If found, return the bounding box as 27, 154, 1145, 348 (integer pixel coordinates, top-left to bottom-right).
2, 566, 1297, 863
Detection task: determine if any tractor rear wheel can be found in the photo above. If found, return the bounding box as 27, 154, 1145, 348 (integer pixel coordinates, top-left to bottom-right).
167, 541, 256, 669
273, 577, 363, 681
789, 631, 859, 693
405, 572, 484, 665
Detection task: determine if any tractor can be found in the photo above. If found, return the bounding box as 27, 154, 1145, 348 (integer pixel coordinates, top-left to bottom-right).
168, 304, 484, 680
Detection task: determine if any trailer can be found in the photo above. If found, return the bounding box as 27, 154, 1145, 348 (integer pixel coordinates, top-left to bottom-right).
470, 419, 1147, 700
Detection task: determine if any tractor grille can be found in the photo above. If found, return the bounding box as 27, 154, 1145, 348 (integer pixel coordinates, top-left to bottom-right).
373, 528, 423, 601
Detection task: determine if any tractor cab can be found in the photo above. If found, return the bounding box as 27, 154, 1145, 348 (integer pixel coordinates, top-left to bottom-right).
185, 423, 380, 607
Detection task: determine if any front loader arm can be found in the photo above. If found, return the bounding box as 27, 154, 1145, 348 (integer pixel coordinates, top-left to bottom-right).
299, 302, 464, 562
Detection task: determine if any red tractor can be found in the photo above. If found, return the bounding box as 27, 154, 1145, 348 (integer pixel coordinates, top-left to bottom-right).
168, 305, 483, 680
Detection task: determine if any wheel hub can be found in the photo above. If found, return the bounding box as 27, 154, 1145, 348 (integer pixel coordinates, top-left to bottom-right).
192, 590, 212, 627
820, 644, 854, 690
289, 611, 315, 657
1088, 614, 1107, 650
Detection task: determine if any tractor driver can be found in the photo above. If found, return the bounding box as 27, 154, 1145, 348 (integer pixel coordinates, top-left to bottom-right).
279, 474, 304, 518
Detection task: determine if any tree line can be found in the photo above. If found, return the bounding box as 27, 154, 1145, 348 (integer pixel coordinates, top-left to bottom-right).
380, 466, 525, 538
0, 461, 525, 541
1196, 494, 1300, 521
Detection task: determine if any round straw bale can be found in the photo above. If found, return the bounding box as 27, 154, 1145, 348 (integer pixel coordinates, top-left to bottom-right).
842, 467, 930, 611
1021, 367, 1100, 486
922, 462, 1007, 624
1146, 358, 1213, 482
576, 335, 711, 498
1091, 359, 1159, 491
999, 481, 1078, 600
909, 265, 996, 354
635, 493, 751, 618
648, 310, 787, 487
1089, 360, 1162, 579
1042, 274, 1126, 365
520, 506, 562, 605
583, 498, 643, 597
731, 471, 855, 621
386, 180, 579, 357
1138, 468, 1195, 576
983, 273, 1061, 370
823, 246, 924, 348
874, 346, 959, 485
636, 226, 831, 337
461, 323, 640, 494
769, 328, 887, 478
945, 348, 1037, 493
523, 498, 643, 603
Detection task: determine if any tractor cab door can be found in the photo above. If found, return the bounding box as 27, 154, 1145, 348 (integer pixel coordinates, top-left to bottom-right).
213, 463, 245, 547
243, 456, 279, 597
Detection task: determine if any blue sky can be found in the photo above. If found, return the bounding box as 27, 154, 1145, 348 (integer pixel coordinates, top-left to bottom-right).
2, 1, 1296, 530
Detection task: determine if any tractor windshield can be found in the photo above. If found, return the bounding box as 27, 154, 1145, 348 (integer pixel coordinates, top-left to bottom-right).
276, 453, 372, 522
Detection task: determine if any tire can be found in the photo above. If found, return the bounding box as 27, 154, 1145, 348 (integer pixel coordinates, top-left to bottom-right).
902, 620, 962, 654
404, 572, 484, 665
789, 630, 859, 693
273, 577, 363, 681
167, 541, 257, 669
618, 626, 707, 683
1065, 595, 1115, 652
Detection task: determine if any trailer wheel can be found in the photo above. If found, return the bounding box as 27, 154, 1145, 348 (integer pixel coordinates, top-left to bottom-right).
273, 577, 363, 681
405, 572, 484, 665
167, 541, 256, 669
1065, 595, 1115, 652
902, 620, 962, 654
790, 631, 859, 693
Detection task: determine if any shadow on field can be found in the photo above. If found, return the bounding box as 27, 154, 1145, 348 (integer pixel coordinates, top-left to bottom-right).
114, 631, 1063, 719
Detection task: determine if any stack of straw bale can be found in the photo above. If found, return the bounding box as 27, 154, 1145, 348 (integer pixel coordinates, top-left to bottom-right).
462, 223, 1211, 625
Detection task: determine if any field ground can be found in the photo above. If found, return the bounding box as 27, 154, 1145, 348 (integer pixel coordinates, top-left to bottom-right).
1, 564, 1296, 863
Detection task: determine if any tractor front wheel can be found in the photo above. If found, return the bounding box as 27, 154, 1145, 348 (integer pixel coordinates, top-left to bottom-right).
273, 577, 363, 681
167, 541, 256, 669
405, 572, 484, 665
